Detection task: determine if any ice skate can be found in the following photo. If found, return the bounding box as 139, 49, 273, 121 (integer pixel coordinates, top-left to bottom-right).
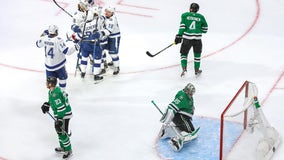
62, 150, 73, 159
168, 137, 184, 152
94, 75, 103, 81
181, 68, 187, 77
55, 147, 64, 154
195, 69, 202, 77
81, 72, 86, 78
99, 69, 106, 75
108, 61, 113, 66
113, 67, 120, 75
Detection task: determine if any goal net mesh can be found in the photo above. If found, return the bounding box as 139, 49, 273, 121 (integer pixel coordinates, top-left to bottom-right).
219, 81, 281, 160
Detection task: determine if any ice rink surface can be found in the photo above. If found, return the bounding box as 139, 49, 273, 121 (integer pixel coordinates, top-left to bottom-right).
0, 0, 283, 159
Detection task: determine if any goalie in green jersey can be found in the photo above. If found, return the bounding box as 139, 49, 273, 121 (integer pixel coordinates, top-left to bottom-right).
41, 76, 73, 159
174, 3, 208, 77
158, 83, 199, 152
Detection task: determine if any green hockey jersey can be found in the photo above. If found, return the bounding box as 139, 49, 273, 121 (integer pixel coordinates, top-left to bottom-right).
48, 87, 72, 119
168, 90, 194, 117
178, 12, 208, 40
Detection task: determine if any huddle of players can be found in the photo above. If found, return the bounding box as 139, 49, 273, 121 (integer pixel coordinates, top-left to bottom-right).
36, 1, 121, 159
69, 0, 121, 81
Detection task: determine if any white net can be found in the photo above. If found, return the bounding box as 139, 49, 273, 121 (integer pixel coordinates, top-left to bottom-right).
220, 81, 281, 160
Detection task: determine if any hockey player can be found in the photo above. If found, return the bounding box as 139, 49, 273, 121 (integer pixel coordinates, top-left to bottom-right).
158, 83, 199, 151
175, 3, 208, 77
101, 6, 121, 75
41, 76, 73, 159
36, 25, 79, 91
71, 6, 106, 81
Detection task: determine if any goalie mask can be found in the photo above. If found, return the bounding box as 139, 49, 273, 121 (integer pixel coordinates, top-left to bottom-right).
183, 83, 195, 97
48, 25, 58, 35
47, 76, 57, 86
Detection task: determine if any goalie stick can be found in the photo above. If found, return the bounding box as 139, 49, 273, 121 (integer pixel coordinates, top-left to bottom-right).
146, 42, 175, 57
52, 0, 73, 18
151, 100, 164, 115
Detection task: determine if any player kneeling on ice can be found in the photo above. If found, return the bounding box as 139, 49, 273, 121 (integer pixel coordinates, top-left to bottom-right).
41, 77, 73, 159
158, 83, 200, 152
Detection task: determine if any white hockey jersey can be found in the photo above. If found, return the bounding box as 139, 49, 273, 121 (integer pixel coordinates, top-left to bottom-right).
36, 36, 76, 71
103, 14, 120, 38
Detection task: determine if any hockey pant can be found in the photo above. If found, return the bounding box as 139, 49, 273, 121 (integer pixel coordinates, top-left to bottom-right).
180, 39, 202, 70
80, 42, 94, 73
55, 119, 72, 152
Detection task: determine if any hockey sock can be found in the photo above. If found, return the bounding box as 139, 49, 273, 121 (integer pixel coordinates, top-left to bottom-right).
194, 53, 201, 70
180, 54, 188, 70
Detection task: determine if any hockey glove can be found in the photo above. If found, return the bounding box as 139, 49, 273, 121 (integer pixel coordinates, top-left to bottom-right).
91, 31, 101, 39
174, 34, 182, 44
71, 25, 82, 33
40, 30, 49, 37
41, 102, 50, 114
55, 119, 63, 133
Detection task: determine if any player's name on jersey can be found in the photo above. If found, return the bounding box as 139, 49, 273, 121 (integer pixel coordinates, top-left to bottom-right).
44, 41, 55, 46
187, 16, 201, 21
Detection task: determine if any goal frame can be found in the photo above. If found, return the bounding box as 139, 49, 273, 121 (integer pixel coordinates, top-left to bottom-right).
219, 80, 249, 160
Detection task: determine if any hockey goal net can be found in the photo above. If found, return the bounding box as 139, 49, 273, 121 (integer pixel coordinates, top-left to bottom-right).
219, 81, 281, 160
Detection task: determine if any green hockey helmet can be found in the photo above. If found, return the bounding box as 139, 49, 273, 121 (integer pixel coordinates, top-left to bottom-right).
183, 83, 196, 96
47, 76, 57, 86
190, 3, 199, 13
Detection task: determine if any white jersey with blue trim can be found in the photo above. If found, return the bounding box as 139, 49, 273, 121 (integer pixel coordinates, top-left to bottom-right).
103, 14, 120, 38
36, 36, 76, 71
81, 15, 106, 39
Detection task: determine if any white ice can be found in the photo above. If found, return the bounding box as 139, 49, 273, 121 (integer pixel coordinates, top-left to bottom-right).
0, 0, 283, 159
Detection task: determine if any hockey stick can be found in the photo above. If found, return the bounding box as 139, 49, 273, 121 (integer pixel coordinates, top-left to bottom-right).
52, 0, 73, 18
47, 111, 56, 121
146, 42, 175, 57
151, 100, 164, 115
74, 10, 89, 77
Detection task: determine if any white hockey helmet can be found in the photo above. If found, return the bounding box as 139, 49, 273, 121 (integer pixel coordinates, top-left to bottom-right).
105, 5, 115, 13
48, 25, 58, 35
183, 83, 196, 96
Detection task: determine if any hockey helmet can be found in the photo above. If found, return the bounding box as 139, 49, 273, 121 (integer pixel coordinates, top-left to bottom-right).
183, 83, 196, 96
48, 25, 58, 35
47, 76, 57, 86
105, 5, 115, 13
190, 3, 199, 13
87, 0, 94, 6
